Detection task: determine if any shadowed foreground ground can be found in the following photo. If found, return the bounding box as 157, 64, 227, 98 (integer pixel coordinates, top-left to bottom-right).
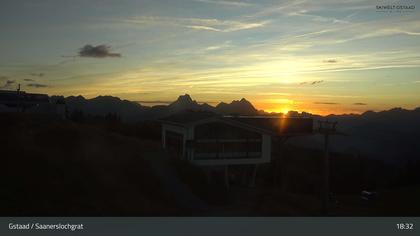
0, 113, 182, 216
1, 113, 419, 216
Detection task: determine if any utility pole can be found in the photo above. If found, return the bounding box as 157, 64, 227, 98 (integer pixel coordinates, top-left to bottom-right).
17, 83, 21, 112
318, 120, 337, 216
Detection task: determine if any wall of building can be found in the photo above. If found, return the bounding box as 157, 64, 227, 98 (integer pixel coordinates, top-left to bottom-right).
162, 121, 272, 166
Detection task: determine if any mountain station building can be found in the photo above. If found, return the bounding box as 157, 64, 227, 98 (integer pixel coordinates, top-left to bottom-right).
160, 112, 314, 187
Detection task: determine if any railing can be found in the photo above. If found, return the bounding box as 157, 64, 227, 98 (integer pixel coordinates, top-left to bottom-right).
194, 152, 262, 160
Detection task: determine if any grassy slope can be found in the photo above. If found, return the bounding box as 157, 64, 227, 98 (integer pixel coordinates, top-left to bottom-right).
2, 113, 418, 216
170, 144, 420, 216
0, 113, 179, 216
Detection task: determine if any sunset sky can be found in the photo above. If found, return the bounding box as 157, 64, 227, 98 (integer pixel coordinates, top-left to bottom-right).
1, 0, 419, 115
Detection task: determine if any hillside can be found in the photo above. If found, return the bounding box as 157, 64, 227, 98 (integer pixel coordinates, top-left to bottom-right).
290, 107, 420, 163
49, 93, 420, 163
0, 113, 180, 216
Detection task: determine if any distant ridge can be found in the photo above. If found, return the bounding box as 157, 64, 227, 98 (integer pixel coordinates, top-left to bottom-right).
54, 94, 262, 122
290, 106, 420, 163
216, 98, 258, 115
54, 95, 145, 122
52, 93, 420, 122
47, 93, 420, 163
168, 94, 202, 112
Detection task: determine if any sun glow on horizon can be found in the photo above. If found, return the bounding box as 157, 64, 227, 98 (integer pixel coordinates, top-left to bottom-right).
265, 107, 292, 115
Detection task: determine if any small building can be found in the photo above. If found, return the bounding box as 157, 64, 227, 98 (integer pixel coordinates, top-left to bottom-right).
0, 89, 66, 118
160, 112, 314, 187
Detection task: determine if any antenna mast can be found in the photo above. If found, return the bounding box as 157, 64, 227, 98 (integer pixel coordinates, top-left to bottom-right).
318, 120, 337, 215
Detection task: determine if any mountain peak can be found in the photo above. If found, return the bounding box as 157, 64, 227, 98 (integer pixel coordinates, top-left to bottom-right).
176, 94, 193, 103
169, 94, 199, 111
237, 98, 252, 105
66, 95, 86, 101
215, 98, 257, 115
91, 95, 121, 102
231, 98, 253, 106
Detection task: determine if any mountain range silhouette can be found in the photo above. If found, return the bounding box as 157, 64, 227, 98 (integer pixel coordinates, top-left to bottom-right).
51, 93, 420, 163
53, 93, 259, 122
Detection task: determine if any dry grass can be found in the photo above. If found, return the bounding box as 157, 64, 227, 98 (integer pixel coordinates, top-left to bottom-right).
0, 113, 179, 216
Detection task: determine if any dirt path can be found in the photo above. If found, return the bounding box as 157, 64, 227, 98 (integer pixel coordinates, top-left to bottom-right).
144, 150, 209, 213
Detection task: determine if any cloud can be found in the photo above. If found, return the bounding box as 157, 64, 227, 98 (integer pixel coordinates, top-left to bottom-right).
137, 99, 217, 105
353, 102, 367, 105
30, 72, 44, 77
324, 59, 338, 63
314, 102, 339, 105
311, 80, 324, 85
188, 20, 268, 32
27, 83, 48, 88
299, 80, 324, 85
202, 40, 233, 51
206, 45, 228, 51
124, 16, 268, 33
187, 25, 221, 32
2, 79, 15, 88
336, 28, 420, 44
194, 0, 255, 7
246, 0, 306, 18
79, 44, 121, 58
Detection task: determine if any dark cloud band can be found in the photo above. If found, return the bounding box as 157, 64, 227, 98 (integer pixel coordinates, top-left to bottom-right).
27, 83, 48, 88
79, 44, 121, 58
324, 59, 338, 63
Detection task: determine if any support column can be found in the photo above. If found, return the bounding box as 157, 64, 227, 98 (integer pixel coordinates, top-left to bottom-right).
280, 152, 287, 193
322, 133, 330, 215
181, 132, 186, 160
241, 166, 248, 186
161, 126, 166, 149
317, 120, 336, 216
249, 164, 258, 187
224, 165, 230, 189
205, 167, 211, 184
273, 137, 288, 192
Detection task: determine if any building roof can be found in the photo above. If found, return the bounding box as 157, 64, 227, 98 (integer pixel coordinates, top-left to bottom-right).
160, 111, 217, 124
0, 90, 49, 102
226, 116, 313, 135
0, 90, 50, 108
160, 111, 314, 136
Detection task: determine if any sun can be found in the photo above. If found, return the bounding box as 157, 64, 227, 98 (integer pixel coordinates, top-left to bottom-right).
281, 108, 290, 115
261, 98, 295, 115
263, 105, 291, 115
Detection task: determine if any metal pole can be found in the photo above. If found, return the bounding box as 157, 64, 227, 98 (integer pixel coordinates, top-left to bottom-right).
17, 84, 21, 112
249, 164, 258, 187
322, 132, 330, 215
318, 120, 337, 215
224, 165, 230, 189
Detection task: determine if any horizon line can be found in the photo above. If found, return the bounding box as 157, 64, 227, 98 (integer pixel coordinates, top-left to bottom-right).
2, 88, 418, 117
